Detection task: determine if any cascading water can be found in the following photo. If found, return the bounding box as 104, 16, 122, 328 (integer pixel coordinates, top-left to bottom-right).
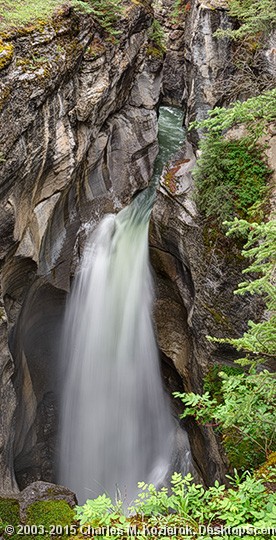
58, 107, 190, 504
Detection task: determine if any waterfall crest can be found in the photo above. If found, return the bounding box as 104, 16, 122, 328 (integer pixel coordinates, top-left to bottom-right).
58, 191, 174, 503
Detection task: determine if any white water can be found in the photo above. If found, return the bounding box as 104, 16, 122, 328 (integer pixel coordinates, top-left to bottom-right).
58, 192, 175, 503
58, 107, 191, 504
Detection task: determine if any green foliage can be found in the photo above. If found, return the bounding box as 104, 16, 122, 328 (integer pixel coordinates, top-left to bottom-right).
147, 19, 166, 53
171, 0, 191, 24
215, 0, 276, 40
191, 90, 276, 141
174, 370, 276, 471
193, 137, 270, 224
191, 90, 276, 225
75, 494, 126, 528
71, 0, 122, 37
204, 363, 244, 402
211, 219, 276, 368
174, 218, 276, 471
74, 472, 276, 539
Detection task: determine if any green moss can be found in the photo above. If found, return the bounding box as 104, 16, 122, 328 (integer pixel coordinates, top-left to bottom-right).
0, 498, 20, 525
146, 45, 164, 58
0, 498, 20, 539
0, 39, 14, 70
26, 500, 74, 540
203, 304, 232, 327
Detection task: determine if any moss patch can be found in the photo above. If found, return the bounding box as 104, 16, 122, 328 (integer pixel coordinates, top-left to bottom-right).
0, 498, 20, 539
26, 500, 75, 538
0, 498, 20, 525
0, 39, 14, 70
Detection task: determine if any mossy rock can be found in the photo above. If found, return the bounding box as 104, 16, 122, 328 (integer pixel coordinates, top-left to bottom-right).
26, 500, 75, 539
146, 45, 164, 59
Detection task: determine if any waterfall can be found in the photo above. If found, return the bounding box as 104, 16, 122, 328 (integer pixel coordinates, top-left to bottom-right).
58, 107, 191, 504
58, 191, 175, 503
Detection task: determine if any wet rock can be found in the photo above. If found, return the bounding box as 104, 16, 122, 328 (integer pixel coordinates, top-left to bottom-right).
19, 481, 77, 520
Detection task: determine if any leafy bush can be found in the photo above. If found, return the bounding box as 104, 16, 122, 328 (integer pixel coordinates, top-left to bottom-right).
215, 0, 276, 40
74, 472, 276, 539
71, 0, 122, 38
191, 90, 276, 141
175, 370, 276, 471
203, 363, 244, 402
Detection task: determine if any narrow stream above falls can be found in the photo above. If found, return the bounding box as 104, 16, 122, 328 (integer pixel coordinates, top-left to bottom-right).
58, 107, 191, 504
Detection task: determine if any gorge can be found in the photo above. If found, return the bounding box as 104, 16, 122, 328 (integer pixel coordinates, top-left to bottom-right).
0, 0, 275, 518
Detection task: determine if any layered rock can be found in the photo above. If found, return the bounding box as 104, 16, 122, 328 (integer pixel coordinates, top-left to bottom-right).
149, 137, 268, 483
158, 0, 233, 115
0, 4, 163, 491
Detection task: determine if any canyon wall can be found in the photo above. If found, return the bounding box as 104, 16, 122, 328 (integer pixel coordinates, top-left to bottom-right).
0, 0, 275, 493
0, 3, 162, 490
150, 0, 275, 482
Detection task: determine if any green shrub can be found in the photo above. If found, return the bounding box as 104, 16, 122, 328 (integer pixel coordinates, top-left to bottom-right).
215, 0, 276, 40
191, 90, 276, 140
212, 218, 276, 368
71, 0, 122, 38
191, 90, 276, 225
175, 370, 276, 471
193, 137, 270, 224
204, 363, 244, 402
74, 471, 276, 539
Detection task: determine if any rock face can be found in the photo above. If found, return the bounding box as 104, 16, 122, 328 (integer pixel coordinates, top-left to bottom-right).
0, 4, 163, 491
158, 0, 233, 116
149, 140, 266, 484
